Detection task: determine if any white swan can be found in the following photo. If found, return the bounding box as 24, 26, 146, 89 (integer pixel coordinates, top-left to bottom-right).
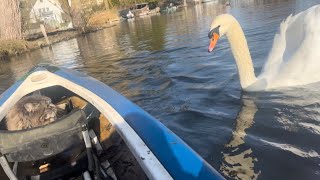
208, 5, 320, 91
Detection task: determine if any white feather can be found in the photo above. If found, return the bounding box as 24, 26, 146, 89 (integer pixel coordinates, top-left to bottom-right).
211, 5, 320, 91
259, 5, 320, 89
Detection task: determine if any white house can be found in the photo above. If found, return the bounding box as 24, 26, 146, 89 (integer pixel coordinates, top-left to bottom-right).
29, 0, 65, 27
96, 0, 104, 5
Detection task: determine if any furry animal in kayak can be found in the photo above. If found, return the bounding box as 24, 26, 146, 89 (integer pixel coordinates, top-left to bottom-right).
0, 65, 224, 180
5, 95, 58, 130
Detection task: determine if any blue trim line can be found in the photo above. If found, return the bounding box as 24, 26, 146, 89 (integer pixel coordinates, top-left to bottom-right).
0, 81, 23, 106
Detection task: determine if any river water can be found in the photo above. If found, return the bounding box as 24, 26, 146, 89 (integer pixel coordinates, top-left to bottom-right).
1, 0, 320, 179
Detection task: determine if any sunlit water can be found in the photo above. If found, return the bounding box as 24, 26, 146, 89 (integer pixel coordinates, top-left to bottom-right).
1, 0, 320, 179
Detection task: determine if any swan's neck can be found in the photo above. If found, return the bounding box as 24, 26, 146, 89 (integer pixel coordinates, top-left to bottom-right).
226, 21, 257, 89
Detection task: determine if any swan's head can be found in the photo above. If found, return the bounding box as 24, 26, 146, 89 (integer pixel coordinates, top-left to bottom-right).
208, 14, 236, 52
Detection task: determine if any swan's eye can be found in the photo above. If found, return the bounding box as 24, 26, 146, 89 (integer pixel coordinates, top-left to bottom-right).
208, 25, 220, 39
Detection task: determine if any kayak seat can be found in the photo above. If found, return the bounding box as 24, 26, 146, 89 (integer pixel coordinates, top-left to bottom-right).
0, 109, 87, 162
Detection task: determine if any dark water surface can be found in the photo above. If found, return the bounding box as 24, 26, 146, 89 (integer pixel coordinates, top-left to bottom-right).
1, 0, 320, 179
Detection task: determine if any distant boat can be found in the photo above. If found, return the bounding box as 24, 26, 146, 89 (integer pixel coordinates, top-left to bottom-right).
0, 65, 224, 180
132, 3, 160, 17
202, 0, 218, 3
126, 10, 135, 19
161, 3, 178, 13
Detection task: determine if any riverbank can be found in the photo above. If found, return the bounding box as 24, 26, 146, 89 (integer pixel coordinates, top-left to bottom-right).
0, 10, 120, 60
0, 30, 80, 59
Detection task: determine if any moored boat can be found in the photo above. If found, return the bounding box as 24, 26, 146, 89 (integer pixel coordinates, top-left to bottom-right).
0, 65, 224, 180
126, 10, 135, 19
202, 0, 218, 3
160, 3, 178, 14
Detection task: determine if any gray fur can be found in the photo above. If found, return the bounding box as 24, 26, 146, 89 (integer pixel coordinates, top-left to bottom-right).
5, 95, 58, 131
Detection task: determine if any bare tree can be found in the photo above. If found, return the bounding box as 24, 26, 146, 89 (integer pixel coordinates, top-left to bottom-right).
104, 0, 110, 10
0, 0, 22, 39
67, 0, 86, 30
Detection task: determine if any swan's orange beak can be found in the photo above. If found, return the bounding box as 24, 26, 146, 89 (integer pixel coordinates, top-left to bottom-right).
208, 33, 219, 53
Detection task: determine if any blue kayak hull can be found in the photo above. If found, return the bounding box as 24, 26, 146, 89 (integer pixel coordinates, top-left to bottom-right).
0, 65, 224, 180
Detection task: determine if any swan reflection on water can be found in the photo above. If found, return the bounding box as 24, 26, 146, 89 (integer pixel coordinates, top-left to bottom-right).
220, 86, 320, 179
220, 96, 260, 180
208, 5, 320, 178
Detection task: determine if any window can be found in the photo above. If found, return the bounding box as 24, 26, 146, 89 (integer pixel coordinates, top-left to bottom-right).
40, 0, 43, 2
38, 9, 41, 13
46, 8, 49, 11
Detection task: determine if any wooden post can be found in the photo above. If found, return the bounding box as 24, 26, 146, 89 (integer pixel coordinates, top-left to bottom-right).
183, 0, 187, 7
40, 24, 52, 49
67, 0, 74, 28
